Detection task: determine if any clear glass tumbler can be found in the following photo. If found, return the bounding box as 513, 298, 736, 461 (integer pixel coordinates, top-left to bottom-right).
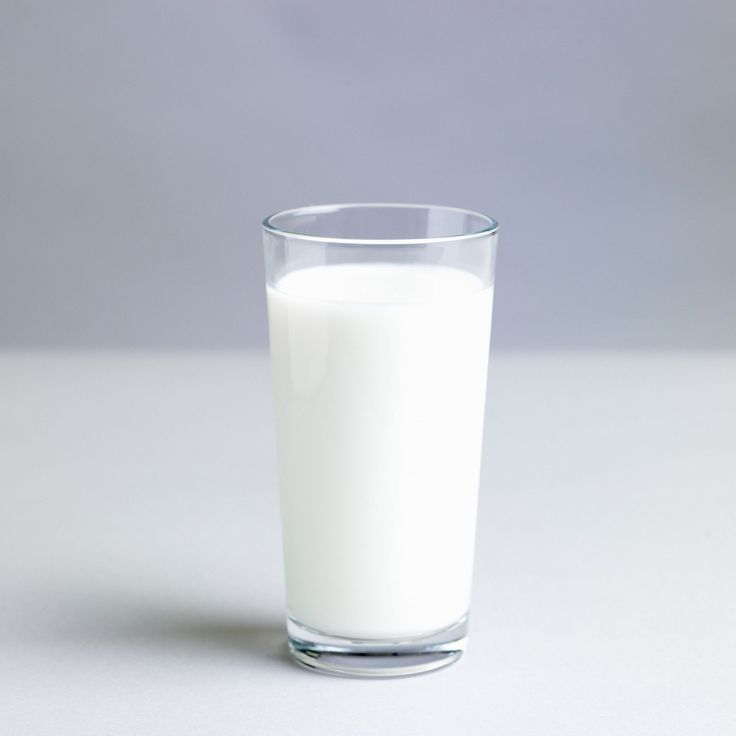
263, 204, 498, 677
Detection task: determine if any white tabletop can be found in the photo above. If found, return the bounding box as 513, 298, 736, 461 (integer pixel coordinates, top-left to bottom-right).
1, 351, 734, 735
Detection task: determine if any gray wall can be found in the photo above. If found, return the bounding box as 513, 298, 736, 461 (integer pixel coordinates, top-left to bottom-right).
2, 0, 735, 349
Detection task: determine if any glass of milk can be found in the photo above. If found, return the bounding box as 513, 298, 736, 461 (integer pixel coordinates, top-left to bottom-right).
263, 204, 498, 677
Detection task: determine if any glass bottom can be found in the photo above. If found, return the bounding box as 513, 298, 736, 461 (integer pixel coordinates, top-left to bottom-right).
287, 614, 468, 678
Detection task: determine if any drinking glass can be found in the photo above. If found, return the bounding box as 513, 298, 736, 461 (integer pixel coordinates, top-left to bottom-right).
263, 204, 498, 677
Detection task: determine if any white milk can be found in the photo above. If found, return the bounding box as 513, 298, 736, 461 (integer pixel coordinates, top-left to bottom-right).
267, 263, 492, 639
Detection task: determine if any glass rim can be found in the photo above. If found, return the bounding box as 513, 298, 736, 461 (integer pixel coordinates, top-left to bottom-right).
262, 203, 499, 245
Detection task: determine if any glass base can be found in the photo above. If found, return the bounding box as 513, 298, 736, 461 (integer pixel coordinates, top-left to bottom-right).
287, 615, 468, 678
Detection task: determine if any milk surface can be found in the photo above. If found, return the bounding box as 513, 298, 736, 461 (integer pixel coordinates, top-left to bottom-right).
267, 263, 492, 639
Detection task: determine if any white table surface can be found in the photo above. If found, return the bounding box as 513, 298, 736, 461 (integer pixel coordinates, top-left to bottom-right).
1, 351, 734, 735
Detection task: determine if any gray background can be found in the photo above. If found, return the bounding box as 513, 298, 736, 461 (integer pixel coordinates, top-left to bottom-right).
1, 0, 735, 349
